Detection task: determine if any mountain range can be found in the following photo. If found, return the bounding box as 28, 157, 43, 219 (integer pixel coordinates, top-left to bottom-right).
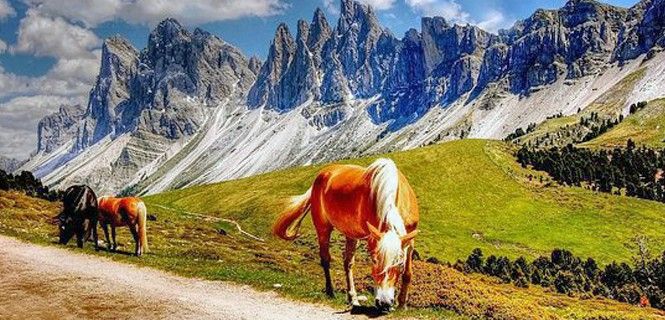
18, 0, 665, 195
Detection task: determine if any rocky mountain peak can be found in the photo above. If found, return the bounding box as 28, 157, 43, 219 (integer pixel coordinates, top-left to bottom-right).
338, 0, 381, 35
296, 20, 310, 43
307, 8, 332, 65
248, 56, 262, 75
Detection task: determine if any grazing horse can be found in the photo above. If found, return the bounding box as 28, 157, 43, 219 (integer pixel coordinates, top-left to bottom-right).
56, 185, 99, 249
273, 158, 419, 312
98, 196, 149, 256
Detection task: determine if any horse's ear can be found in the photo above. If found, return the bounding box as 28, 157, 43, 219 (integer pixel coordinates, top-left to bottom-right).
366, 222, 382, 240
401, 230, 419, 247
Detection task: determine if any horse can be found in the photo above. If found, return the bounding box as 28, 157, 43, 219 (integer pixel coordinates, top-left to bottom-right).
55, 185, 99, 250
273, 158, 419, 312
98, 196, 149, 256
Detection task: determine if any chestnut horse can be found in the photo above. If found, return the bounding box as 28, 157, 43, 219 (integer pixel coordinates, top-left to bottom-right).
98, 196, 149, 256
273, 158, 419, 312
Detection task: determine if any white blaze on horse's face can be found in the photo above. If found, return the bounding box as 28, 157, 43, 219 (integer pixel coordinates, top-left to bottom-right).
371, 230, 404, 311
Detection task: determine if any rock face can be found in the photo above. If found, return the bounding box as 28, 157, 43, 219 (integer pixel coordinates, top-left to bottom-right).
249, 0, 665, 128
29, 18, 258, 194
77, 19, 257, 151
26, 0, 665, 195
37, 104, 86, 154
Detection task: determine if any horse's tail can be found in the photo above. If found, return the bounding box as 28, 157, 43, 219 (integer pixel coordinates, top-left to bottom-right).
272, 187, 312, 241
137, 200, 149, 254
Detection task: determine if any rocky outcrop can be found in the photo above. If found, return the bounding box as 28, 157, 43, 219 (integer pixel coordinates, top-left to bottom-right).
0, 156, 24, 173
38, 104, 86, 154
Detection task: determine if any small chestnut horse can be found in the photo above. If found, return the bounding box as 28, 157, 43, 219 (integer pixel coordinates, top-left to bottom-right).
273, 158, 419, 312
98, 196, 149, 256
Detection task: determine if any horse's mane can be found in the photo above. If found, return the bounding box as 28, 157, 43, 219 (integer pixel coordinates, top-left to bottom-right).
368, 158, 408, 273
368, 158, 407, 235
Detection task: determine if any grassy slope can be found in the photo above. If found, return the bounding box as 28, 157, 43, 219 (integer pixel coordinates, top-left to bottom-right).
581, 98, 665, 149
3, 140, 665, 319
148, 139, 665, 264
517, 68, 646, 147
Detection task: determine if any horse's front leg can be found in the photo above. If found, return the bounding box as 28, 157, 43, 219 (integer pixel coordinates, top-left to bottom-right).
397, 243, 414, 309
344, 237, 360, 307
75, 226, 84, 248
91, 218, 99, 251
317, 227, 334, 298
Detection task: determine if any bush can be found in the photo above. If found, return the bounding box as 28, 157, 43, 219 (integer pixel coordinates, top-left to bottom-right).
462, 245, 665, 311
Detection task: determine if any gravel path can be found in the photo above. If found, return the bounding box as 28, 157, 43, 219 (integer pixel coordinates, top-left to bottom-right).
0, 235, 355, 320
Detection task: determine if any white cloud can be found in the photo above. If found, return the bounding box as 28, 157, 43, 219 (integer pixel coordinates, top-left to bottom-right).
358, 0, 397, 10
323, 0, 339, 15
12, 9, 101, 59
0, 8, 101, 159
477, 9, 511, 33
405, 0, 470, 23
24, 0, 288, 27
0, 39, 6, 53
406, 0, 512, 32
0, 0, 15, 20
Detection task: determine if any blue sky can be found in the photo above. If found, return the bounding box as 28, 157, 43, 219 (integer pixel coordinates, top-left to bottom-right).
0, 0, 640, 159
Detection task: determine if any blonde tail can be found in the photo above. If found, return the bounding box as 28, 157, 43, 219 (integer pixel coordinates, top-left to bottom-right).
137, 201, 149, 254
272, 188, 312, 241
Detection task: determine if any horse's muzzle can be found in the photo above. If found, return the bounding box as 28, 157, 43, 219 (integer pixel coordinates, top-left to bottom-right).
375, 299, 393, 313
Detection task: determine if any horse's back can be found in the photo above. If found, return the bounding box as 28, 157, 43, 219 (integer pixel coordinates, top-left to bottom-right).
62, 185, 97, 215
313, 161, 419, 235
99, 197, 143, 226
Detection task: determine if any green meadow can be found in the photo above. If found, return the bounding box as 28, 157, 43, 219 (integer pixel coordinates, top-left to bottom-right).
3, 139, 665, 318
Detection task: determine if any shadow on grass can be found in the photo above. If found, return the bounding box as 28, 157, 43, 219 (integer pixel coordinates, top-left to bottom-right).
333, 305, 386, 318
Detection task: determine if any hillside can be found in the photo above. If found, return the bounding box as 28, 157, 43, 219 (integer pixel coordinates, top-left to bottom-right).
581, 98, 665, 148
147, 139, 665, 264
4, 140, 665, 318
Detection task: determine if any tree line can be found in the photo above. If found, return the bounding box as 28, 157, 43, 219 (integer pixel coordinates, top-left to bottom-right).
0, 169, 62, 201
516, 140, 665, 202
456, 243, 665, 309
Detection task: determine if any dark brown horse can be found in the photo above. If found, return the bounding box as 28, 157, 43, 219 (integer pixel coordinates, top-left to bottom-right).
55, 185, 99, 249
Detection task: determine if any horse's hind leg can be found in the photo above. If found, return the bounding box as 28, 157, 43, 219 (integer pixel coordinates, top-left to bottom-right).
102, 223, 111, 251
344, 237, 360, 306
316, 226, 334, 298
111, 225, 117, 251
129, 224, 140, 256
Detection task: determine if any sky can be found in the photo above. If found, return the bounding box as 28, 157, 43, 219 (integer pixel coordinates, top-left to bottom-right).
0, 0, 639, 160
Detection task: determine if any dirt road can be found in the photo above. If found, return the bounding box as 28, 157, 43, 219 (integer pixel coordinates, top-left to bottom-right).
0, 235, 353, 320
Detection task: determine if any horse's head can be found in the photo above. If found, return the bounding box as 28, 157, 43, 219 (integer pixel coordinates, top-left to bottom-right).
367, 222, 418, 312
56, 212, 76, 245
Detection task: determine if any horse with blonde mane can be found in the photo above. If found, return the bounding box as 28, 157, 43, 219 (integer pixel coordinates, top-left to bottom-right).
98, 196, 149, 257
273, 158, 419, 312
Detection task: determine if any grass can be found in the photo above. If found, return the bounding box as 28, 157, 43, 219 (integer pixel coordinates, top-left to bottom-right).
3, 139, 665, 319
581, 99, 665, 149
